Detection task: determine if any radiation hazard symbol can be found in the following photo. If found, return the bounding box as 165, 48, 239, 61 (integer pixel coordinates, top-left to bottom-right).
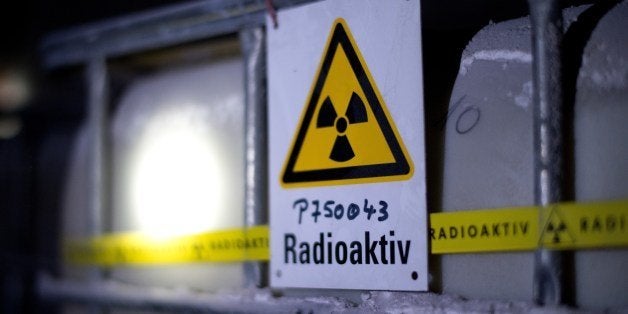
281, 19, 413, 188
540, 205, 575, 246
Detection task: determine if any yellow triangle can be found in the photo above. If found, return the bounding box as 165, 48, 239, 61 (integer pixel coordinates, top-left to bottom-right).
540, 205, 575, 246
281, 18, 413, 188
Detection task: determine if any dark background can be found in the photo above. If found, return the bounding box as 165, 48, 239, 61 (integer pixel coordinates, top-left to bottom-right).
1, 2, 179, 312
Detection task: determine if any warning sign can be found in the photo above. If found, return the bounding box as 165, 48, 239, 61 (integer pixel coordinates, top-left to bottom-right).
268, 0, 427, 291
281, 18, 413, 188
539, 205, 575, 246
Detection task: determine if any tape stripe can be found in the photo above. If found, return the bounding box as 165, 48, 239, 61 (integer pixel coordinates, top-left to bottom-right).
540, 200, 628, 250
64, 200, 627, 265
429, 206, 539, 254
64, 225, 269, 266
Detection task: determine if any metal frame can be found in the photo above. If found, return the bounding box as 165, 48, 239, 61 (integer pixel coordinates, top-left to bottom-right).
40, 0, 318, 310
37, 273, 345, 312
241, 26, 269, 288
41, 0, 314, 69
527, 0, 569, 306
39, 0, 571, 309
85, 57, 108, 314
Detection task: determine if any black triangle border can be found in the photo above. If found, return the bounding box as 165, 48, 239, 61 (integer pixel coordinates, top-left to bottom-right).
282, 20, 411, 186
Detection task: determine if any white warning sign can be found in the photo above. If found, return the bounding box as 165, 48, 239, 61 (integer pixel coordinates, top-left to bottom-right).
268, 0, 427, 291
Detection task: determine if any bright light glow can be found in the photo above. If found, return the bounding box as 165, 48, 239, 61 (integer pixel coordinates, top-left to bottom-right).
0, 68, 31, 111
0, 116, 22, 139
129, 105, 225, 239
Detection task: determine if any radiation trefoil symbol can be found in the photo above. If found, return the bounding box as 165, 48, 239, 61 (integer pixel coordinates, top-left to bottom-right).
281, 18, 413, 188
317, 92, 367, 162
545, 220, 567, 244
540, 206, 575, 246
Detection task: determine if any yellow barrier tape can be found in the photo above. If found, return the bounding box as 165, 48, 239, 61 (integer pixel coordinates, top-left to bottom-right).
429, 206, 539, 254
64, 225, 269, 266
64, 200, 627, 265
540, 200, 628, 250
430, 199, 628, 254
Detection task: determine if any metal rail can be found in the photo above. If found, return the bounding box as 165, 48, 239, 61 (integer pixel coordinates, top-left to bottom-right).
241, 26, 269, 288
37, 274, 348, 313
42, 0, 578, 308
41, 0, 316, 68
86, 57, 108, 313
527, 0, 569, 306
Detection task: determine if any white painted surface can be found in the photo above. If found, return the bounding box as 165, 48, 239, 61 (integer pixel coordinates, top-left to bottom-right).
62, 57, 247, 291
573, 1, 628, 310
442, 4, 628, 309
441, 6, 588, 302
268, 0, 427, 291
